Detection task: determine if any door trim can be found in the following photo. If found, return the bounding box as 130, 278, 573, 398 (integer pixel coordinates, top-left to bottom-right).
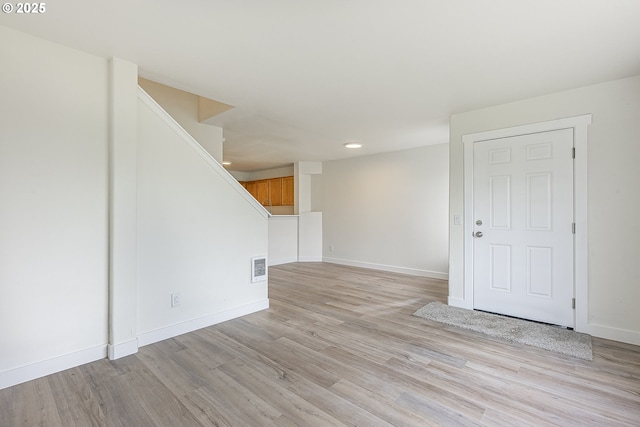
460, 115, 591, 333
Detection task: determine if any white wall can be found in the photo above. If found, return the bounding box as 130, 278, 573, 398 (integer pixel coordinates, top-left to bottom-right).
0, 26, 109, 386
230, 165, 294, 182
299, 212, 323, 262
138, 78, 224, 162
136, 93, 269, 343
295, 161, 322, 215
268, 216, 299, 266
449, 75, 640, 345
0, 26, 271, 389
320, 144, 449, 279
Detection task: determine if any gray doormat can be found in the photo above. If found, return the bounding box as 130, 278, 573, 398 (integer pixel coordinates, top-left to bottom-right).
413, 302, 592, 360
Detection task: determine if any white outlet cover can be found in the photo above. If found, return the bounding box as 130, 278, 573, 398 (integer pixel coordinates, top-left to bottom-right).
171, 293, 180, 307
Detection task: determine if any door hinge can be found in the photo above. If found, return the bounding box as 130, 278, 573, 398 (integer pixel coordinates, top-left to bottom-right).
572, 298, 576, 309
572, 223, 576, 234
572, 147, 576, 159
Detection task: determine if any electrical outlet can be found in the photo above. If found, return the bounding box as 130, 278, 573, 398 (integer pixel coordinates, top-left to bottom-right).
171, 293, 181, 307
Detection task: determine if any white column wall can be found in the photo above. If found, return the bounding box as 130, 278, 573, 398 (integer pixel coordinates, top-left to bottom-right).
108, 58, 139, 359
0, 26, 109, 388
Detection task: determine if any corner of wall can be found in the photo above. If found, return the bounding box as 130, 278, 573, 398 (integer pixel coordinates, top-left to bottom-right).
108, 57, 139, 359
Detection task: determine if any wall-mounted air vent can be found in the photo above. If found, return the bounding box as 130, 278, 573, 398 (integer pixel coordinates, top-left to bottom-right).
251, 256, 267, 283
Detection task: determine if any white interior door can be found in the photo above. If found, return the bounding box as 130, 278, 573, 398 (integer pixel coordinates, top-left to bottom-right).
472, 128, 574, 327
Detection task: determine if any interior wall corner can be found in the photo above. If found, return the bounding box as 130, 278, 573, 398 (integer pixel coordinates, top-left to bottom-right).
108, 57, 139, 358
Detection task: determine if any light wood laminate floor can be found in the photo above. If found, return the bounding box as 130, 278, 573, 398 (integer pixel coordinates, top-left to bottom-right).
2, 262, 639, 426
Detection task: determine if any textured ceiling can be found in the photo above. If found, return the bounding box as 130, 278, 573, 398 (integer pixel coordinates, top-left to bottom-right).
2, 1, 640, 171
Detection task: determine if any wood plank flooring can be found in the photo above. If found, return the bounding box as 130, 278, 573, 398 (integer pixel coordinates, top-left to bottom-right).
1, 262, 639, 426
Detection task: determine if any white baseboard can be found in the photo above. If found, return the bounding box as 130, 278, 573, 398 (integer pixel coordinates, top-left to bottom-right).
323, 257, 448, 280
298, 256, 323, 262
108, 339, 139, 360
269, 256, 298, 266
0, 344, 107, 390
589, 323, 640, 346
137, 299, 269, 347
1, 300, 270, 390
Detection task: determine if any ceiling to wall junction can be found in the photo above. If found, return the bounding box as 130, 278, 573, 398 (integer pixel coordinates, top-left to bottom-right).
1, 1, 639, 171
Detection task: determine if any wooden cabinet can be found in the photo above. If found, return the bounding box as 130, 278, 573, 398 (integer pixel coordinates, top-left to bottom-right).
269, 178, 282, 206
256, 180, 269, 205
244, 181, 256, 198
241, 176, 294, 207
282, 176, 294, 206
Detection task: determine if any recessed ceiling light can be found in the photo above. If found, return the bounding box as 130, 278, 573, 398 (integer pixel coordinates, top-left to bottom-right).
344, 142, 362, 149
222, 161, 232, 166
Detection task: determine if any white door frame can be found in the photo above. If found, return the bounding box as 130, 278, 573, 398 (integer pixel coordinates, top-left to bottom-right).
461, 115, 591, 333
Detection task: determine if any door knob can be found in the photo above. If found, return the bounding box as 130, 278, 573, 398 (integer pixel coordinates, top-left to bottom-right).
474, 231, 483, 238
